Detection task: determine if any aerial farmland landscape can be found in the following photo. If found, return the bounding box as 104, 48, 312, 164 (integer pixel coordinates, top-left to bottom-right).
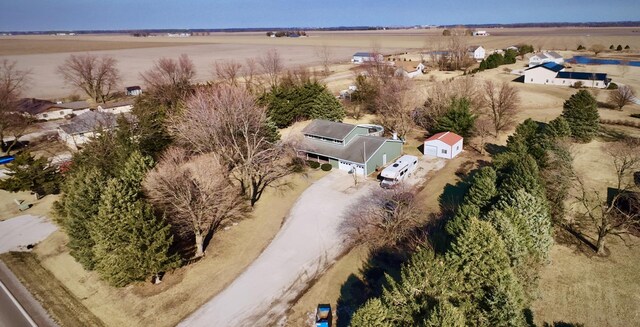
1, 1, 639, 327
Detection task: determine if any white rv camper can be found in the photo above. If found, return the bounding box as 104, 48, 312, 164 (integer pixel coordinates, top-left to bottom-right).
380, 155, 418, 188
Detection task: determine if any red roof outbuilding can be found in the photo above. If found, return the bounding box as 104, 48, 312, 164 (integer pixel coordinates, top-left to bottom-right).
425, 131, 463, 146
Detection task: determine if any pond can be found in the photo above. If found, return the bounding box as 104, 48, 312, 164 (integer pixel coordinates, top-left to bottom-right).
569, 56, 640, 67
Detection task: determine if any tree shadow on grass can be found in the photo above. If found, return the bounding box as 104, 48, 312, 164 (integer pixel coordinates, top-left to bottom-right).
485, 142, 509, 156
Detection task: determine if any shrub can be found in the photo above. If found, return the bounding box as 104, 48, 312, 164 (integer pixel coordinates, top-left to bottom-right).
307, 161, 320, 169
289, 157, 306, 173
571, 81, 583, 89
320, 163, 332, 171
607, 82, 618, 90
577, 45, 586, 51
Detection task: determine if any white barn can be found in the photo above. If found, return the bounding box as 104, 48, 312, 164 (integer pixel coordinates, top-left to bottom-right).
424, 131, 463, 159
394, 61, 426, 78
467, 46, 485, 61
528, 51, 564, 67
351, 52, 383, 64
524, 63, 609, 89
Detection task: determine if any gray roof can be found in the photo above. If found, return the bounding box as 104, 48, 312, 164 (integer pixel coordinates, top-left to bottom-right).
546, 51, 563, 59
52, 100, 92, 111
58, 111, 119, 135
15, 98, 55, 115
299, 134, 399, 164
99, 99, 134, 109
301, 120, 357, 141
353, 52, 376, 57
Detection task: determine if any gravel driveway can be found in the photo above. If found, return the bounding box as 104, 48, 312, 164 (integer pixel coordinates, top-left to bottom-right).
179, 171, 377, 327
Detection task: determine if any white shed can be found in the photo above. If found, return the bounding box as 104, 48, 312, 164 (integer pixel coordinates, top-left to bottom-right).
424, 131, 463, 159
351, 52, 383, 64
468, 46, 485, 61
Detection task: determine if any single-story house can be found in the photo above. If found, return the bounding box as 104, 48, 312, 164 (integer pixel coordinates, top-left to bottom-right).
505, 45, 519, 51
528, 51, 564, 67
424, 131, 463, 159
524, 62, 609, 88
473, 30, 489, 36
125, 86, 142, 96
57, 111, 120, 150
14, 98, 55, 116
97, 99, 134, 114
296, 120, 403, 176
35, 100, 93, 120
351, 52, 384, 64
467, 46, 486, 61
394, 61, 426, 78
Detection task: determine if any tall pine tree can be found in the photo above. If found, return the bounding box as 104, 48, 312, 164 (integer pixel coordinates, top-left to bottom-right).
463, 166, 498, 210
54, 167, 108, 270
446, 217, 527, 326
561, 90, 599, 142
91, 151, 177, 286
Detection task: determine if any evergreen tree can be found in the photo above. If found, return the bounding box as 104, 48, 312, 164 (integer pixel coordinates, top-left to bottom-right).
433, 97, 477, 138
499, 154, 544, 197
91, 151, 176, 286
561, 90, 599, 142
0, 152, 61, 197
350, 298, 392, 327
446, 203, 480, 236
463, 167, 498, 210
546, 116, 572, 138
484, 208, 528, 269
616, 44, 623, 51
495, 189, 553, 262
446, 217, 527, 326
423, 300, 465, 327
54, 167, 108, 270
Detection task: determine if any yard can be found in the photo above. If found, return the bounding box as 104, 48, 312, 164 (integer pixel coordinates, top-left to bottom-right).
1, 169, 328, 327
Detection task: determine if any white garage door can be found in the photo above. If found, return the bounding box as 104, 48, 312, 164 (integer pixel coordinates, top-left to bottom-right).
339, 161, 365, 176
424, 144, 438, 157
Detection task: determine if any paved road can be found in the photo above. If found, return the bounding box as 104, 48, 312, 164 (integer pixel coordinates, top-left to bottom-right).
0, 280, 36, 327
179, 171, 377, 327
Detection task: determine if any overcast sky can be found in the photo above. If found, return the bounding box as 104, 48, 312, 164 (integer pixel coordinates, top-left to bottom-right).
1, 0, 639, 31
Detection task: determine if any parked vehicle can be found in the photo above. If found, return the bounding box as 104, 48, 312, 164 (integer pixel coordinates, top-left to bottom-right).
315, 304, 332, 327
380, 155, 418, 188
0, 155, 15, 165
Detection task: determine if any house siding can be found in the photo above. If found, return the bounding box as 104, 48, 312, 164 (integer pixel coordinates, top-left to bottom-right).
329, 158, 339, 169
343, 126, 370, 145
366, 141, 402, 175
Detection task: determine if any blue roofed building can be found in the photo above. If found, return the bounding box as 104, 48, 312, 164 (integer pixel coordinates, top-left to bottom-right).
523, 62, 610, 88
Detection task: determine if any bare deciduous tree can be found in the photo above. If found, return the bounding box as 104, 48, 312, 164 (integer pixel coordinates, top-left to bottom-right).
144, 147, 246, 258
483, 80, 520, 136
213, 60, 243, 86
57, 54, 120, 103
446, 28, 473, 71
590, 44, 606, 56
0, 60, 31, 154
375, 76, 418, 140
340, 186, 423, 250
168, 85, 294, 206
413, 77, 481, 132
618, 59, 629, 77
258, 49, 283, 88
608, 85, 636, 110
243, 57, 261, 92
140, 54, 196, 110
574, 139, 640, 255
473, 117, 493, 155
315, 45, 334, 75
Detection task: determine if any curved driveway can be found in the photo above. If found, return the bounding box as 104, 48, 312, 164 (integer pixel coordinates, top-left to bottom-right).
179, 171, 376, 327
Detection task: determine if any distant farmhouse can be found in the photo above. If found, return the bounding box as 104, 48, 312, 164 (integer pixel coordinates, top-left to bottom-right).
15, 99, 92, 120
296, 120, 403, 176
528, 51, 564, 67
467, 46, 486, 61
524, 62, 610, 88
125, 86, 142, 96
473, 30, 489, 36
351, 52, 384, 64
57, 111, 125, 150
394, 61, 426, 78
97, 99, 134, 114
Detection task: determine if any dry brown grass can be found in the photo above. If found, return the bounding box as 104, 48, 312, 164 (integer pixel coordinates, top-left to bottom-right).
0, 251, 105, 327
17, 170, 327, 327
0, 190, 60, 221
